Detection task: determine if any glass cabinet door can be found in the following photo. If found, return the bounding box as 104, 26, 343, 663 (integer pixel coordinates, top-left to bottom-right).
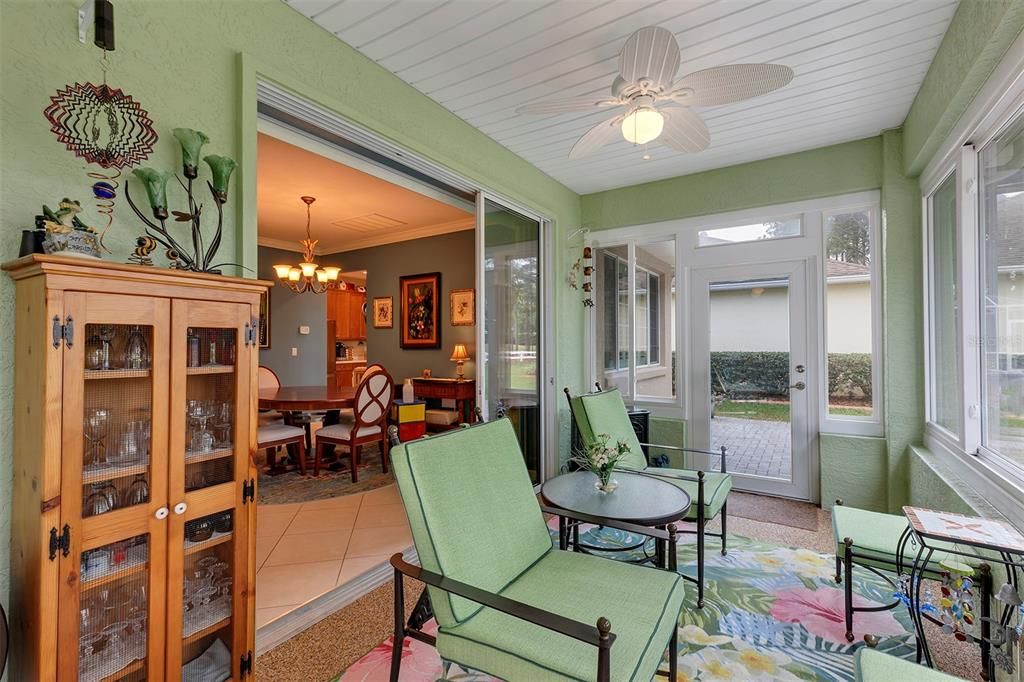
167, 300, 254, 679
57, 292, 170, 681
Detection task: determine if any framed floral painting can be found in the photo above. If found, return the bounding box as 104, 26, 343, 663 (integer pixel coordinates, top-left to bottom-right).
450, 288, 475, 326
400, 272, 441, 349
372, 296, 393, 329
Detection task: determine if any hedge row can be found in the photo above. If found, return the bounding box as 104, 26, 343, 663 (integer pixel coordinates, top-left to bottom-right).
710, 351, 871, 400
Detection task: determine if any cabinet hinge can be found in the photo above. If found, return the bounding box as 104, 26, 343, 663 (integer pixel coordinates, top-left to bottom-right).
240, 650, 253, 677
52, 315, 74, 349
242, 478, 255, 504
243, 321, 252, 347
248, 316, 259, 346
48, 524, 70, 560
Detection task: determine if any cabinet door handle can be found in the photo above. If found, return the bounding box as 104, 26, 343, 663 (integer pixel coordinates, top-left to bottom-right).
173, 502, 187, 515
155, 507, 169, 520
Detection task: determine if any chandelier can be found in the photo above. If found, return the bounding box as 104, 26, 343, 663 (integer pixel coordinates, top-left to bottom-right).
273, 196, 343, 294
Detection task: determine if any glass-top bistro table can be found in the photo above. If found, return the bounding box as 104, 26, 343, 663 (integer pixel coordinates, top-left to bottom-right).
541, 471, 692, 570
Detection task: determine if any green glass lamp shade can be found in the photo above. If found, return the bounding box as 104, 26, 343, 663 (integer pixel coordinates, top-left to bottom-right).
204, 155, 236, 203
172, 128, 209, 179
131, 167, 173, 220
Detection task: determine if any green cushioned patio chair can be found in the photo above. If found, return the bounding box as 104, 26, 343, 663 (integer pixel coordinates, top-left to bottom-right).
832, 501, 984, 644
854, 647, 964, 681
387, 418, 687, 682
565, 386, 730, 607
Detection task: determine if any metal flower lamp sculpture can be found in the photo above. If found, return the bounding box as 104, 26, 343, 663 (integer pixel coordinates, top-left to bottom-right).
124, 128, 239, 273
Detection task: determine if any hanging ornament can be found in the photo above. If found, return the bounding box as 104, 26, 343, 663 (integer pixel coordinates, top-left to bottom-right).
938, 561, 975, 642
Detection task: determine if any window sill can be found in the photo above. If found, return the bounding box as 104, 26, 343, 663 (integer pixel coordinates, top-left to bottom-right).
921, 430, 1024, 531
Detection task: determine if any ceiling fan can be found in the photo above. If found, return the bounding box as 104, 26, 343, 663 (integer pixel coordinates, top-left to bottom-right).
516, 26, 794, 159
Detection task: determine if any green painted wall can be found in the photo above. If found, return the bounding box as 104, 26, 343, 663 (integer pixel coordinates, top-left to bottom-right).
902, 0, 1024, 175
819, 434, 888, 511
580, 137, 882, 230
0, 0, 581, 607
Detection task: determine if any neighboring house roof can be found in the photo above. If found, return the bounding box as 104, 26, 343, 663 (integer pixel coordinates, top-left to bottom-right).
826, 259, 870, 279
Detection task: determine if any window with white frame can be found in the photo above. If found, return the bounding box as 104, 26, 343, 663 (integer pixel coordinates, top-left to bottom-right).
927, 173, 960, 436
595, 240, 676, 399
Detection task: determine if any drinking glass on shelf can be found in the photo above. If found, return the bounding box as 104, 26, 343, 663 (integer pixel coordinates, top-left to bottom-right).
84, 407, 111, 467
188, 401, 215, 453
125, 475, 149, 506
122, 325, 149, 370
97, 325, 117, 370
85, 482, 118, 516
213, 402, 232, 447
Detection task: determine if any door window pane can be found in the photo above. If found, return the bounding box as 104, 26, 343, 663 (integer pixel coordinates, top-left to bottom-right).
636, 240, 676, 399
596, 246, 630, 394
184, 327, 237, 491
710, 276, 792, 481
483, 200, 541, 483
182, 509, 236, 680
824, 209, 874, 418
928, 175, 960, 435
981, 114, 1024, 468
698, 218, 800, 247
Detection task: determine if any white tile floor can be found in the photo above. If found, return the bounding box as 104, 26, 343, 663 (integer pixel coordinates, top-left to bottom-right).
255, 484, 411, 628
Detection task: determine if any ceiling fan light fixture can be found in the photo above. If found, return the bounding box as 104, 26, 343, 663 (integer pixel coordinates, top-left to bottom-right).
622, 108, 664, 145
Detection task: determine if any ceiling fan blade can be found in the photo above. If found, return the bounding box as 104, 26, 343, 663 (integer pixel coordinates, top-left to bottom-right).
618, 26, 680, 88
658, 107, 710, 153
516, 96, 620, 115
667, 63, 794, 107
569, 114, 624, 159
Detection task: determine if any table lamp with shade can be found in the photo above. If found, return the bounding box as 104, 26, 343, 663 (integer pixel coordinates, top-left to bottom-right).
450, 343, 470, 380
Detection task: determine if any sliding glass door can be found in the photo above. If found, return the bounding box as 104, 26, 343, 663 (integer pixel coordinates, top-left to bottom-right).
477, 197, 543, 483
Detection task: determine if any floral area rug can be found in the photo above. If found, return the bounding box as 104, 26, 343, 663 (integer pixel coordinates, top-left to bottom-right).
338, 529, 914, 681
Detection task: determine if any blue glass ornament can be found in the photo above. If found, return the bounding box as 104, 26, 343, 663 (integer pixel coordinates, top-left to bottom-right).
92, 181, 116, 199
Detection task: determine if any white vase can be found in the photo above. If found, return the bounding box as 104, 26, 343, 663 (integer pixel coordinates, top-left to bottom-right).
402, 379, 415, 404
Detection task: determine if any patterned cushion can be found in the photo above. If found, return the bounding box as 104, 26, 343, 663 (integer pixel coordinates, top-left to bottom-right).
256, 423, 304, 446
389, 419, 553, 626
651, 469, 730, 521
571, 389, 648, 470
854, 648, 963, 681
437, 549, 685, 681
317, 422, 382, 441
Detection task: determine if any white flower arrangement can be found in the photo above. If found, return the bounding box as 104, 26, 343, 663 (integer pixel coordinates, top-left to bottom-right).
570, 433, 631, 492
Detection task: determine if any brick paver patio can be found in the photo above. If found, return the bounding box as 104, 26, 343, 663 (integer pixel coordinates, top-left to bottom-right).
710, 416, 790, 479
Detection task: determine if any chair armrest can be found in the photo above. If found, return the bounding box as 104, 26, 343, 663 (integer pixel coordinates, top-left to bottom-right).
390, 554, 614, 648
639, 442, 725, 459
620, 466, 702, 484
538, 505, 676, 542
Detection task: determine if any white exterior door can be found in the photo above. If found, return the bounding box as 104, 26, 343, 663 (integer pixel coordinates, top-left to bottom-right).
689, 259, 814, 500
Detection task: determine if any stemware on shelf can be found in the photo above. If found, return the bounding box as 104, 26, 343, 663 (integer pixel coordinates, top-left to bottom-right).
123, 325, 149, 370
85, 481, 119, 516
125, 475, 150, 506
83, 407, 111, 467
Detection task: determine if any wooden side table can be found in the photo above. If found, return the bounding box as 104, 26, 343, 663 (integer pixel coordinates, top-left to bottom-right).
412, 377, 476, 424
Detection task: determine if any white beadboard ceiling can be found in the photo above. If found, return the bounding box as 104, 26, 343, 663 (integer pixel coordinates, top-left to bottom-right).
283, 0, 958, 194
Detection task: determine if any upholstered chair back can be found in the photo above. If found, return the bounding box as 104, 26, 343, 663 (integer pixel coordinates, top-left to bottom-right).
354, 368, 394, 428
389, 419, 552, 627
258, 365, 280, 391
569, 388, 648, 471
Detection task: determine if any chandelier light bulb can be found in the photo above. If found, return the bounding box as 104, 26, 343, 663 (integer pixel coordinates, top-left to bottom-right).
273, 264, 292, 280
299, 262, 318, 278
323, 266, 341, 281
622, 108, 664, 145
288, 268, 301, 282
315, 269, 329, 283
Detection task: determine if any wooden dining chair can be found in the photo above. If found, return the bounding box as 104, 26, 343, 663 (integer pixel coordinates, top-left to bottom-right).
257, 423, 309, 475
257, 365, 284, 427
314, 367, 394, 480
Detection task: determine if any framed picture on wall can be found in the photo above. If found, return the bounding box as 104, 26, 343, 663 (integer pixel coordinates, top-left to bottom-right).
400, 272, 441, 349
373, 296, 393, 328
450, 288, 475, 326
259, 289, 270, 348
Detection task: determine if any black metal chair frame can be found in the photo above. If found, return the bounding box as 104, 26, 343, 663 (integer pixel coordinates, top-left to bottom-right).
564, 385, 729, 607
385, 426, 682, 682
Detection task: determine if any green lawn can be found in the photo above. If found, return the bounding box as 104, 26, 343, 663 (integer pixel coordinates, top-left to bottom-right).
509, 359, 536, 391
715, 400, 872, 421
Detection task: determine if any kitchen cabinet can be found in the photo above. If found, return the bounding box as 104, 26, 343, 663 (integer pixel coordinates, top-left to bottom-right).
3, 255, 268, 681
328, 288, 366, 340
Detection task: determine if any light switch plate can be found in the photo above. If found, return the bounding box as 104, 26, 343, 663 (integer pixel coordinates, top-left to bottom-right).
291, 347, 298, 357
299, 325, 310, 335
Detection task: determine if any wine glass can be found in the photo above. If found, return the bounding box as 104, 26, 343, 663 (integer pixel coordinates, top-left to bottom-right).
213, 402, 232, 447
85, 482, 118, 517
97, 325, 116, 370
187, 401, 214, 453
122, 325, 149, 370
84, 407, 111, 467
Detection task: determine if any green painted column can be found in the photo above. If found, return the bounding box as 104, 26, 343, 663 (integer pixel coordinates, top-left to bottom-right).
881, 128, 925, 512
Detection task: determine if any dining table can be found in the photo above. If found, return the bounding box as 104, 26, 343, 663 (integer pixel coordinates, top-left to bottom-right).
258, 385, 357, 471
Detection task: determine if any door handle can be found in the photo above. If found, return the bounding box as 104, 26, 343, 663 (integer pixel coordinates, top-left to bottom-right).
789, 381, 806, 391
155, 507, 169, 520
173, 502, 187, 515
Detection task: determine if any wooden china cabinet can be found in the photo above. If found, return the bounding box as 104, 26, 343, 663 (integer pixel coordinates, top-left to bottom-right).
3, 255, 270, 681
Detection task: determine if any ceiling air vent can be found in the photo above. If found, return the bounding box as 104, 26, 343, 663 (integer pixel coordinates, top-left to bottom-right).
331, 213, 407, 233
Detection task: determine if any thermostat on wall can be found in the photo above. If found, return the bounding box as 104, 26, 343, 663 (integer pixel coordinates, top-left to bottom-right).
298, 325, 310, 335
